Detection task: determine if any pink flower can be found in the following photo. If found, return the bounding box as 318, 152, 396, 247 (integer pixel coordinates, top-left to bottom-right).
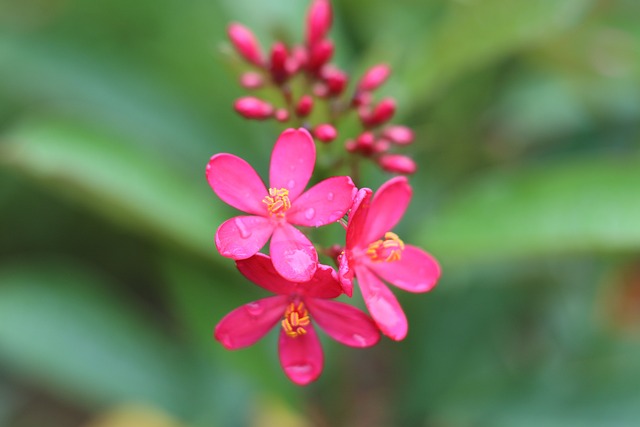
338, 177, 441, 340
206, 128, 356, 282
215, 253, 380, 385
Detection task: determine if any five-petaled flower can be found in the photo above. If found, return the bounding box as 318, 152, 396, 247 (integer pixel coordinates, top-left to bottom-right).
215, 253, 380, 385
206, 128, 356, 282
338, 176, 441, 340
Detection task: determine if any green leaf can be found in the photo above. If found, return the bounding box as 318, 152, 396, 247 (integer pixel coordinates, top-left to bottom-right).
0, 118, 224, 262
419, 155, 640, 263
0, 260, 193, 416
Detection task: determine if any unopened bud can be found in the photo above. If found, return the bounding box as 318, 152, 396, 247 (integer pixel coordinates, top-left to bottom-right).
269, 42, 289, 84
313, 124, 337, 143
382, 125, 414, 145
374, 139, 391, 153
345, 139, 358, 153
239, 72, 264, 89
306, 0, 333, 47
289, 46, 308, 73
307, 39, 334, 74
378, 154, 417, 174
234, 97, 274, 120
313, 82, 329, 98
352, 91, 372, 108
322, 66, 348, 96
227, 23, 263, 67
361, 98, 396, 127
275, 108, 290, 122
355, 131, 375, 155
358, 64, 391, 91
295, 95, 314, 117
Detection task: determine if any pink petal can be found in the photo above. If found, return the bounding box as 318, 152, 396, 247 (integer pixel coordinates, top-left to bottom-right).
278, 323, 323, 385
235, 253, 297, 295
368, 245, 441, 293
215, 216, 275, 260
306, 298, 380, 347
361, 176, 411, 245
337, 252, 353, 297
355, 265, 408, 341
346, 188, 372, 250
207, 154, 268, 216
270, 223, 318, 282
214, 295, 287, 349
269, 128, 316, 201
298, 263, 343, 299
287, 176, 356, 227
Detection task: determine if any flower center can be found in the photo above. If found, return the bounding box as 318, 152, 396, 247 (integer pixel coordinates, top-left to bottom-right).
366, 231, 405, 262
263, 187, 291, 217
282, 302, 310, 338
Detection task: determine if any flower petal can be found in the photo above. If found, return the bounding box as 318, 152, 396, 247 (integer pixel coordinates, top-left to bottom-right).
361, 176, 411, 245
355, 265, 408, 341
214, 295, 287, 349
269, 128, 316, 201
235, 253, 297, 295
270, 223, 318, 282
278, 323, 323, 385
346, 188, 372, 250
207, 153, 268, 215
337, 252, 353, 297
287, 176, 356, 227
368, 245, 441, 293
306, 298, 380, 347
298, 263, 343, 299
215, 216, 274, 260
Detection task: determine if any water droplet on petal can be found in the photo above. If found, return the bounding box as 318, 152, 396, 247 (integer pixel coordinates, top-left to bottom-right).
284, 363, 313, 377
234, 217, 252, 239
245, 301, 263, 317
304, 207, 316, 220
287, 179, 295, 189
327, 192, 334, 201
352, 333, 366, 346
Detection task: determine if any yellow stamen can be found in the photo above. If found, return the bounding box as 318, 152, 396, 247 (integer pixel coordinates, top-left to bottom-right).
366, 232, 405, 263
263, 187, 291, 217
282, 302, 310, 338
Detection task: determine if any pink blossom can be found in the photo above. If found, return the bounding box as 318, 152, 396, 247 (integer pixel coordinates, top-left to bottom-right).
338, 177, 440, 340
215, 253, 380, 385
207, 128, 356, 282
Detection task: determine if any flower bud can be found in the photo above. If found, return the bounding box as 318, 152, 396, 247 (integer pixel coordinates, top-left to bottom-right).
351, 91, 372, 108
358, 64, 391, 91
295, 95, 314, 118
227, 23, 264, 67
239, 72, 264, 89
307, 39, 334, 74
322, 66, 348, 96
233, 97, 274, 120
269, 42, 289, 84
313, 124, 337, 143
382, 125, 414, 145
306, 0, 333, 47
275, 108, 290, 122
355, 131, 375, 155
378, 154, 417, 174
361, 98, 396, 127
345, 139, 358, 153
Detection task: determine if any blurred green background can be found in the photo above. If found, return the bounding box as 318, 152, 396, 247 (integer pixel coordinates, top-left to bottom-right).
1, 0, 639, 426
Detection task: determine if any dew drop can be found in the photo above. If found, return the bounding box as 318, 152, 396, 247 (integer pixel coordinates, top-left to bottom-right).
234, 218, 252, 239
304, 207, 316, 220
327, 192, 334, 201
245, 301, 263, 317
284, 363, 313, 376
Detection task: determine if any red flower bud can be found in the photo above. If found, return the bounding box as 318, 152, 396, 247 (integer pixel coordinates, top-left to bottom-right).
295, 95, 314, 118
345, 139, 357, 153
382, 125, 414, 145
374, 139, 391, 153
358, 64, 391, 91
322, 66, 348, 96
269, 42, 289, 84
306, 0, 333, 47
351, 91, 372, 108
233, 97, 274, 120
227, 23, 264, 67
355, 131, 375, 155
239, 72, 264, 89
275, 108, 290, 122
307, 40, 334, 74
361, 98, 396, 127
313, 124, 337, 143
378, 154, 417, 174
289, 46, 308, 73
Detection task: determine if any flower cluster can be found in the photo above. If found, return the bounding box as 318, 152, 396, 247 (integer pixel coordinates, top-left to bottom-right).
226, 0, 417, 175
208, 0, 440, 386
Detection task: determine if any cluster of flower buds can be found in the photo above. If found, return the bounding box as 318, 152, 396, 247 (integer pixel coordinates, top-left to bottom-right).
210, 1, 440, 386
226, 0, 417, 176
